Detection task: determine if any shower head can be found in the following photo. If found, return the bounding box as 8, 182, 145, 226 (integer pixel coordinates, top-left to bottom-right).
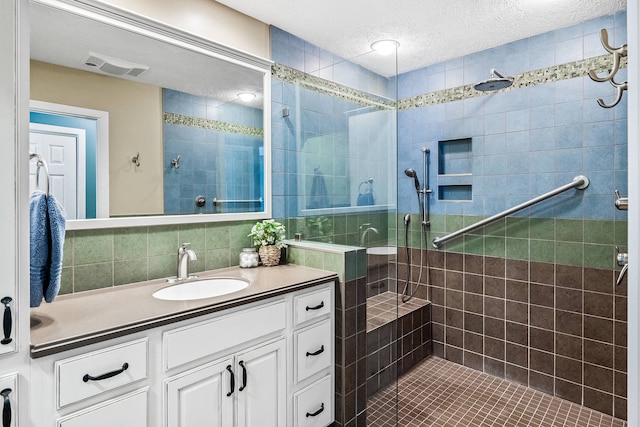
404, 168, 421, 191
474, 69, 514, 92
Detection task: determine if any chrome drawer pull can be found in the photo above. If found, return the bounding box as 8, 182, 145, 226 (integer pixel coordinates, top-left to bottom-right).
306, 301, 324, 311
306, 402, 324, 418
82, 363, 129, 383
306, 345, 324, 357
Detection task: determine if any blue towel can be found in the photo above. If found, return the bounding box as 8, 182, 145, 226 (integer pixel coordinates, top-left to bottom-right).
45, 193, 66, 303
309, 169, 330, 209
30, 191, 66, 307
357, 191, 374, 206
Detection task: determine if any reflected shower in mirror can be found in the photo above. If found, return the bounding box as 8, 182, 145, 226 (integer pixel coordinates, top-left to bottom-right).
28, 0, 271, 227
289, 47, 398, 217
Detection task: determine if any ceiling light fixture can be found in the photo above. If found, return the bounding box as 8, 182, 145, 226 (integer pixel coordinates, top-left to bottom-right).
371, 39, 399, 55
237, 92, 256, 102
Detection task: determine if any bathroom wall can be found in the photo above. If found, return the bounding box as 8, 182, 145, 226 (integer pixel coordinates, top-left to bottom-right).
31, 60, 165, 216
396, 13, 628, 419
98, 0, 270, 59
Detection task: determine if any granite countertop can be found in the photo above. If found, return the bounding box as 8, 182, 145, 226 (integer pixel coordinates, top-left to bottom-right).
30, 264, 338, 358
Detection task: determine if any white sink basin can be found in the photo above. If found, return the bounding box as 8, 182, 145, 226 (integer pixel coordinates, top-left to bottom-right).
153, 278, 249, 301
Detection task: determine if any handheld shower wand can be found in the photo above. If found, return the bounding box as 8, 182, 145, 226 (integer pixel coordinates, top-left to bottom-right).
404, 168, 421, 192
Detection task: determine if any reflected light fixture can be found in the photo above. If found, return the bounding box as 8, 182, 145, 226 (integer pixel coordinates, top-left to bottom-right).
371, 39, 399, 55
237, 92, 256, 102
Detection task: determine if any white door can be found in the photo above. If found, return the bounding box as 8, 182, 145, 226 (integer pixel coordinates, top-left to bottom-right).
164, 356, 235, 427
236, 339, 286, 427
29, 123, 86, 219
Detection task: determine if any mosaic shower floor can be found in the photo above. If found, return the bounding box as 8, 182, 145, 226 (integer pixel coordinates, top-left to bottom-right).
367, 357, 627, 427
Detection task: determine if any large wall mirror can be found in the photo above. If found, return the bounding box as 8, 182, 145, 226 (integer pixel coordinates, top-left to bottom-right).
29, 0, 272, 230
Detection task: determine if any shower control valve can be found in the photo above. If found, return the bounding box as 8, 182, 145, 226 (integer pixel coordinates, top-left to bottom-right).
615, 246, 628, 267
614, 190, 628, 211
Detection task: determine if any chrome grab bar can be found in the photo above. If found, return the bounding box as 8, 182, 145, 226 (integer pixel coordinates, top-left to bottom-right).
212, 197, 263, 204
432, 175, 589, 249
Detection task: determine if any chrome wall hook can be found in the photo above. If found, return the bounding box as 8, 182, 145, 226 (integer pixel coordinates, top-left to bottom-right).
588, 29, 628, 109
131, 152, 141, 167
171, 155, 181, 169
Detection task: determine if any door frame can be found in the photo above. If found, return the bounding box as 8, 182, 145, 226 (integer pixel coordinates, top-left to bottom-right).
626, 2, 639, 425
30, 100, 110, 218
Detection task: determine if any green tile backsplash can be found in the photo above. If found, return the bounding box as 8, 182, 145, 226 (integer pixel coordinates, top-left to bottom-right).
62, 209, 625, 295
61, 220, 257, 295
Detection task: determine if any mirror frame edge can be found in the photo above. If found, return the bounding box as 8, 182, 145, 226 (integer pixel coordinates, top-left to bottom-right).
32, 0, 274, 231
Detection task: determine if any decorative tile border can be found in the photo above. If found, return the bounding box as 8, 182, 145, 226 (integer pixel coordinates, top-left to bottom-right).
398, 54, 628, 110
164, 112, 263, 136
272, 54, 627, 113
271, 63, 395, 111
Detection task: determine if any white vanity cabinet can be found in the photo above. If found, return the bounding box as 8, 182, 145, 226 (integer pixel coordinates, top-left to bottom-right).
31, 281, 335, 427
164, 338, 286, 427
30, 337, 151, 427
290, 286, 334, 426
160, 283, 334, 427
161, 299, 288, 427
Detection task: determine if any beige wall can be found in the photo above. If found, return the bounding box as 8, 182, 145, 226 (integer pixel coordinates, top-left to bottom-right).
101, 0, 270, 59
30, 60, 164, 217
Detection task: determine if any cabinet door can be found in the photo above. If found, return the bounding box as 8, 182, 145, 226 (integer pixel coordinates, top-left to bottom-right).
164, 357, 234, 427
236, 339, 286, 427
0, 374, 17, 427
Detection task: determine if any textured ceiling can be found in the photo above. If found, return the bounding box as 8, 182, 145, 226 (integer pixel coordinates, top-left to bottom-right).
216, 0, 627, 76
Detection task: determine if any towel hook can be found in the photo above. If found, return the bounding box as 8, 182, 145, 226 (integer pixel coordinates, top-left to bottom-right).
131, 152, 141, 167
29, 152, 50, 197
171, 155, 181, 169
588, 29, 628, 109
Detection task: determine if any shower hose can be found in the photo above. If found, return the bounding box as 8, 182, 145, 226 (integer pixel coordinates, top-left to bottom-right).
401, 214, 429, 303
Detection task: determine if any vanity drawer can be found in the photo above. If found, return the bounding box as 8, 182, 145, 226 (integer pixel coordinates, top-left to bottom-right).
294, 285, 332, 326
164, 300, 286, 370
294, 375, 333, 427
295, 319, 332, 383
55, 338, 148, 408
57, 387, 148, 427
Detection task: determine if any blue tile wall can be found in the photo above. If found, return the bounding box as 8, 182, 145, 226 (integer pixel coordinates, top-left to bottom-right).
163, 89, 264, 215
398, 12, 628, 222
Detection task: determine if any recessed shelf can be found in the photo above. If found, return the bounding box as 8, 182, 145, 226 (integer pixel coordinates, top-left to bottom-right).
438, 138, 472, 175
438, 185, 472, 201
437, 138, 473, 201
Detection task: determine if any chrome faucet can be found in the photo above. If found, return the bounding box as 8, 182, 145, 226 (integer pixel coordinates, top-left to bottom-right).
177, 243, 197, 280
360, 223, 379, 246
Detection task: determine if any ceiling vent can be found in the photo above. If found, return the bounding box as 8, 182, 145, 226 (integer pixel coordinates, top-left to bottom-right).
81, 52, 149, 77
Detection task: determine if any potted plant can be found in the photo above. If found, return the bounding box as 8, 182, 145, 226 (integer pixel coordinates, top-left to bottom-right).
248, 220, 287, 266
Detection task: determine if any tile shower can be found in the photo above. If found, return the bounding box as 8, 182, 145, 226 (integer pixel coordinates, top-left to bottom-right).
396, 10, 628, 422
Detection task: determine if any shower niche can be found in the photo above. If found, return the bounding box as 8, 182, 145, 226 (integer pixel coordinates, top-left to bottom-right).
437, 138, 472, 201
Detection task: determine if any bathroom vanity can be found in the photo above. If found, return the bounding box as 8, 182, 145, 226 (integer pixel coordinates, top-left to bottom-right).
29, 265, 337, 426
